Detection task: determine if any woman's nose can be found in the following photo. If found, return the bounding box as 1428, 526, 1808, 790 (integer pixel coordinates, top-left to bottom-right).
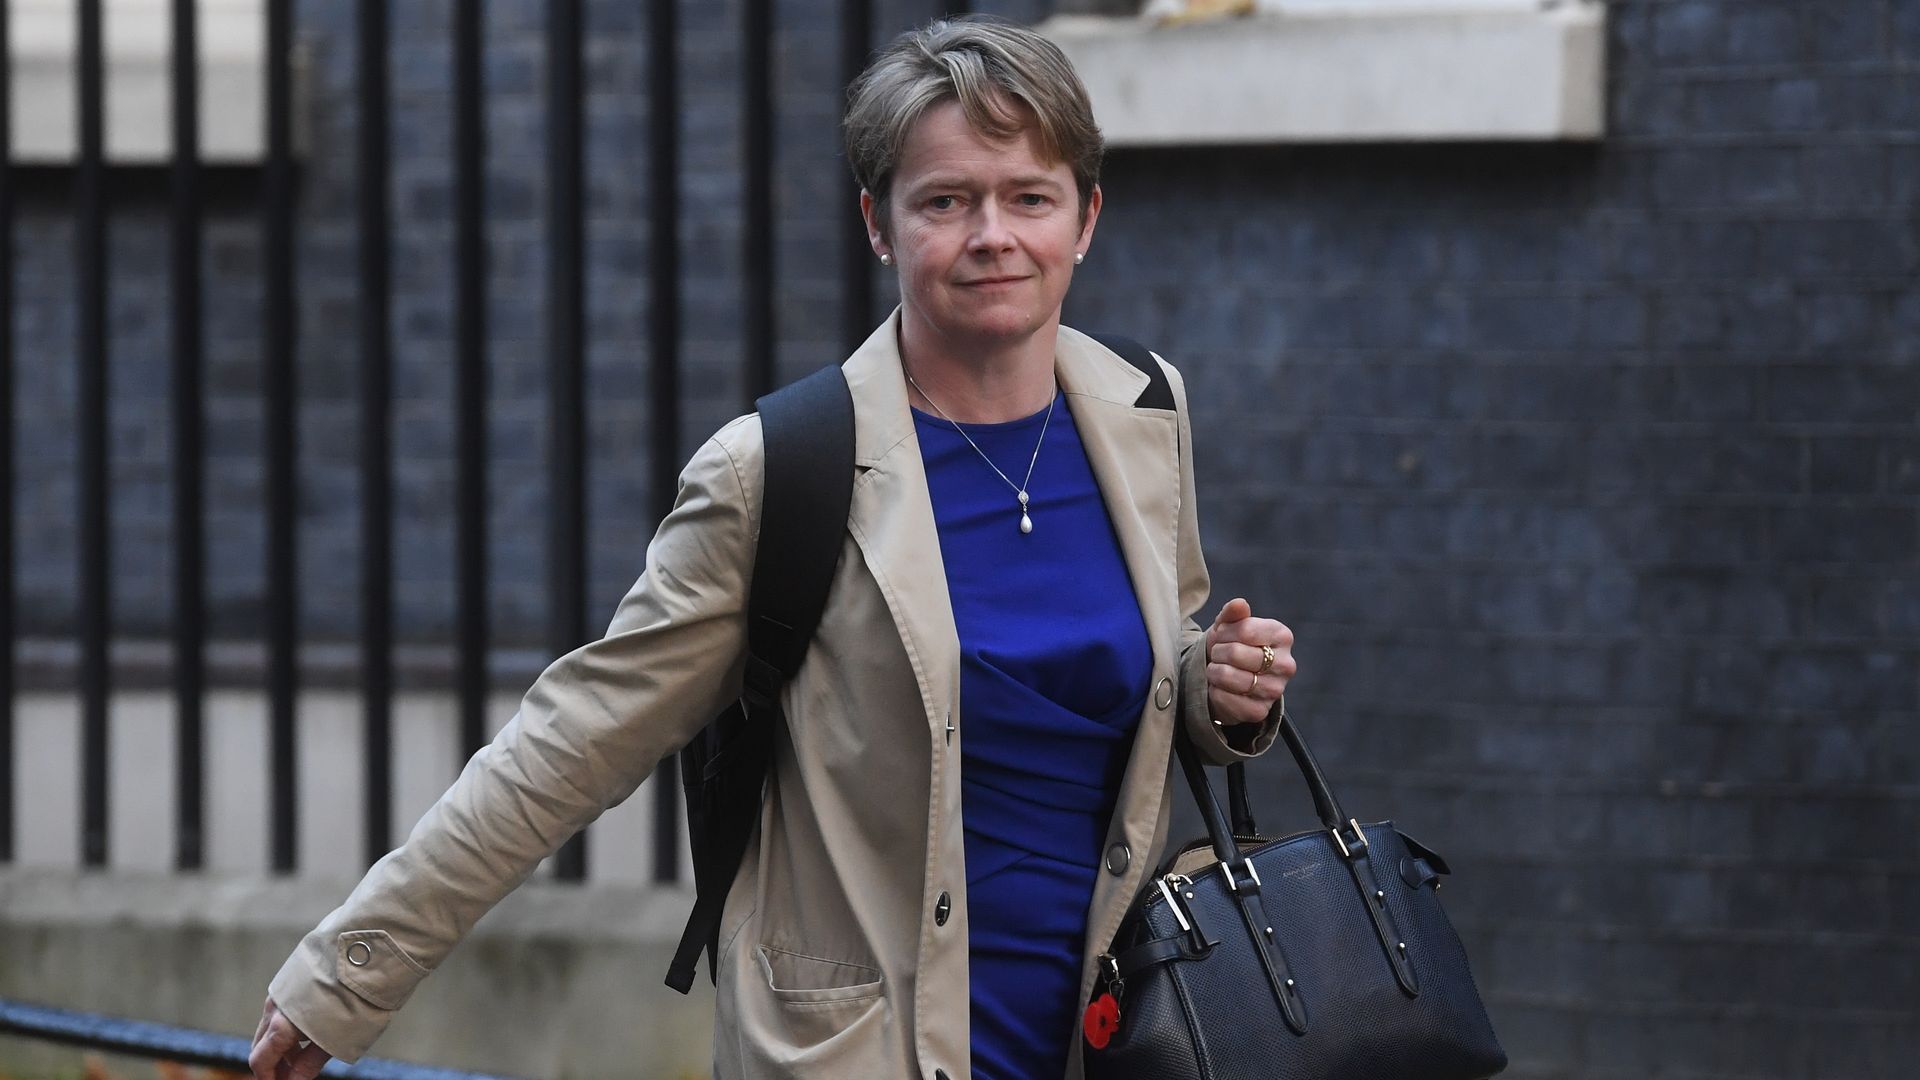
968, 204, 1015, 254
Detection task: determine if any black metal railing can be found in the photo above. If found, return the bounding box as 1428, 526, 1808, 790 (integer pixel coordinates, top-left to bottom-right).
0, 997, 526, 1080
76, 0, 111, 870
0, 0, 14, 868
355, 0, 394, 876
451, 0, 488, 803
170, 0, 208, 874
543, 0, 592, 884
0, 0, 974, 884
643, 0, 685, 884
263, 0, 299, 875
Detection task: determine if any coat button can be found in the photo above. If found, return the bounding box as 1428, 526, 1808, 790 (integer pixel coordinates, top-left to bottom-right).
1154, 677, 1174, 710
935, 891, 951, 926
1105, 842, 1130, 876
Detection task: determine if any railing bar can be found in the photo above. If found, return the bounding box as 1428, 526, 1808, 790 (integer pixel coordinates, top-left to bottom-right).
77, 0, 110, 869
0, 998, 529, 1080
170, 0, 207, 871
547, 0, 588, 882
264, 0, 299, 873
841, 0, 874, 356
0, 0, 15, 864
743, 0, 775, 404
453, 0, 489, 760
648, 0, 683, 884
358, 0, 395, 867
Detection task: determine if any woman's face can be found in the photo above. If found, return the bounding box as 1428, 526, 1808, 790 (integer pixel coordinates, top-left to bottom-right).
865, 97, 1100, 353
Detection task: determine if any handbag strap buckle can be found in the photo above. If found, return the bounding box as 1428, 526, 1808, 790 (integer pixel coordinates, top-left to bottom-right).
1331, 818, 1370, 858
1219, 857, 1261, 893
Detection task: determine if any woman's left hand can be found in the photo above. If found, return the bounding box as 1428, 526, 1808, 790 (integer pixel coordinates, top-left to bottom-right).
1204, 597, 1296, 727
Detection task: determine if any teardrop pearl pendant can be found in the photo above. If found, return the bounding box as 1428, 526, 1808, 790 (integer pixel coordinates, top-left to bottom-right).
903, 368, 1055, 539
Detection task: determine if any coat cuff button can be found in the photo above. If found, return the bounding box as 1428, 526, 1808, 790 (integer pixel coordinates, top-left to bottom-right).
1105, 842, 1130, 876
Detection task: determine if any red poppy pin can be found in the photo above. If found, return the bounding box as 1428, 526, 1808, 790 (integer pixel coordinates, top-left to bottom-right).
1082, 992, 1121, 1049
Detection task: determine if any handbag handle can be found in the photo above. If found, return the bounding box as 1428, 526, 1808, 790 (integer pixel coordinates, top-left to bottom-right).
1174, 704, 1425, 998
1175, 703, 1355, 867
1226, 762, 1257, 838
1169, 705, 1337, 1031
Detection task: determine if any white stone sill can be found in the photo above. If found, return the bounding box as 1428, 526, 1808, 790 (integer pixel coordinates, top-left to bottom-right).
1038, 0, 1608, 146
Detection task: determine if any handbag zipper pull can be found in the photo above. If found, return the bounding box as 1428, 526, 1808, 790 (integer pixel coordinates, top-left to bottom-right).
1097, 951, 1126, 1001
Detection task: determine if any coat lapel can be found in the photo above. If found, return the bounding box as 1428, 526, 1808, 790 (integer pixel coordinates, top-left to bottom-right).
842, 311, 960, 737
1054, 325, 1181, 686
1055, 328, 1187, 1036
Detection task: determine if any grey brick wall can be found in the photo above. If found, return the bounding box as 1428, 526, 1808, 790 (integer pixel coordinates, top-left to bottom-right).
1058, 2, 1918, 1076
6, 0, 1916, 1076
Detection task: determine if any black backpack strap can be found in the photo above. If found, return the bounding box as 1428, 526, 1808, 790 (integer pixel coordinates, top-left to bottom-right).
1087, 332, 1175, 411
665, 364, 855, 994
742, 365, 857, 704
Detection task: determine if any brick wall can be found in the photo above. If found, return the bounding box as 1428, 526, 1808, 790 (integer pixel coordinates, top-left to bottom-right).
6, 0, 1916, 1076
1060, 2, 1918, 1076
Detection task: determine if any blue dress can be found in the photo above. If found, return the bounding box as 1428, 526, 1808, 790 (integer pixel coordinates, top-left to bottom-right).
913, 392, 1153, 1080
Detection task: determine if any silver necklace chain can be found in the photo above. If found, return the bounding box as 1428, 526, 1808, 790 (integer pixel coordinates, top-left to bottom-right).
906, 369, 1056, 535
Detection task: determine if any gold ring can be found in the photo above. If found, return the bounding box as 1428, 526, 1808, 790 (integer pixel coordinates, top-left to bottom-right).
1246, 672, 1261, 697
1258, 645, 1275, 674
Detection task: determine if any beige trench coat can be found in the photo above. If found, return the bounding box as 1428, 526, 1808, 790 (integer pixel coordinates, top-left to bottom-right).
268, 310, 1279, 1079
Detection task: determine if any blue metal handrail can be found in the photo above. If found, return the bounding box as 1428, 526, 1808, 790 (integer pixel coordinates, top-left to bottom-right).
0, 998, 527, 1080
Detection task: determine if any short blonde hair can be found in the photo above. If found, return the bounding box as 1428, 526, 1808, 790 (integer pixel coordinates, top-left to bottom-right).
844, 15, 1104, 238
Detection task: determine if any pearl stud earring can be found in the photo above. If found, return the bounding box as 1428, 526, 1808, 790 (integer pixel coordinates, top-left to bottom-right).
1074, 252, 1084, 265
879, 253, 893, 266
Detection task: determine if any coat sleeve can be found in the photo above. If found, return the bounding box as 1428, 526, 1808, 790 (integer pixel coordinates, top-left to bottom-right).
1162, 356, 1282, 767
267, 416, 766, 1063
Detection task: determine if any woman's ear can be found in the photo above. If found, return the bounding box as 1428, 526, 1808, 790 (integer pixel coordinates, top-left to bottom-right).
1076, 183, 1103, 252
859, 189, 890, 262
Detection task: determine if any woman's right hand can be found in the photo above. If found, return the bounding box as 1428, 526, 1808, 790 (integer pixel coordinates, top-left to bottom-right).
249, 996, 333, 1080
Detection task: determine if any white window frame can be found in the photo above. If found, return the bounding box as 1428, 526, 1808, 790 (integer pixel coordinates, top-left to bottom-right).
1039, 0, 1608, 146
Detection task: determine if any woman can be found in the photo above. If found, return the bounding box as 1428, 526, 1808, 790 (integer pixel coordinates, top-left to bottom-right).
250, 16, 1296, 1080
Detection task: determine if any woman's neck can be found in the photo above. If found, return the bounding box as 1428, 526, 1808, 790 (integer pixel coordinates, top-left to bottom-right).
898, 316, 1059, 424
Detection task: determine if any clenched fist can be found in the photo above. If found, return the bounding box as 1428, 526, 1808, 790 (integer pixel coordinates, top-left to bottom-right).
1203, 597, 1296, 728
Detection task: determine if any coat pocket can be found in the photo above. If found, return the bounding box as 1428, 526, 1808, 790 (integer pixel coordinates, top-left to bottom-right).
724, 944, 892, 1077
756, 945, 884, 1006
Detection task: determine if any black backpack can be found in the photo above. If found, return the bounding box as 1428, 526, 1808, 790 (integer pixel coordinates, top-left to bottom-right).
665, 334, 1173, 994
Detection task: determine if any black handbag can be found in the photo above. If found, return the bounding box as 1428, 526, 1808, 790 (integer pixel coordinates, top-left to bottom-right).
1083, 705, 1507, 1079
